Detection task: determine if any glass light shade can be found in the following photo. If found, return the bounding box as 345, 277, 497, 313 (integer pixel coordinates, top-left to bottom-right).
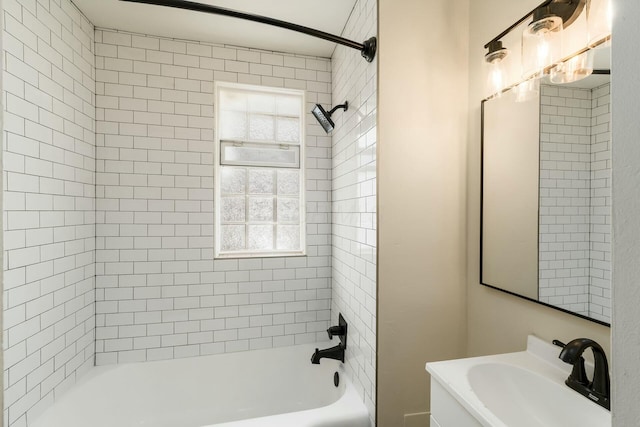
522, 16, 564, 79
587, 0, 612, 48
513, 78, 540, 103
484, 41, 510, 97
486, 60, 506, 97
549, 50, 594, 84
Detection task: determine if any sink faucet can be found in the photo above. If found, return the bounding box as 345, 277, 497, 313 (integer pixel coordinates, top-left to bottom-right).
556, 338, 610, 410
311, 313, 348, 365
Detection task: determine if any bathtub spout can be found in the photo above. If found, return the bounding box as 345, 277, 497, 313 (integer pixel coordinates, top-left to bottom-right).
311, 344, 345, 364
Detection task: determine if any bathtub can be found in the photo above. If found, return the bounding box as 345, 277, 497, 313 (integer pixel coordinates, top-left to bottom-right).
31, 343, 371, 427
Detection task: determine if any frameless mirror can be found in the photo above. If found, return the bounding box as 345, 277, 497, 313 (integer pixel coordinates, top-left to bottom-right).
481, 48, 611, 326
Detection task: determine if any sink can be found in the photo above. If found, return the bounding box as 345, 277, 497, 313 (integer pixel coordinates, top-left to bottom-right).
467, 363, 609, 427
426, 335, 612, 427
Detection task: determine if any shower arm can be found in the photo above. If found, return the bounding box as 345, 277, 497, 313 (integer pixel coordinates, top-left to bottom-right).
328, 102, 348, 116
119, 0, 377, 62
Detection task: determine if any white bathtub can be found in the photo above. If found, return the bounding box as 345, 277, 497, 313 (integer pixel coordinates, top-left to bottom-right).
31, 343, 370, 427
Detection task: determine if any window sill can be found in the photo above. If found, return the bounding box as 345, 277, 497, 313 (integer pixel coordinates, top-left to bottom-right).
214, 250, 307, 260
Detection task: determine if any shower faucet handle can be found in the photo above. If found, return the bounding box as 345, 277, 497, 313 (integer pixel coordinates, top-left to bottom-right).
327, 325, 346, 339
326, 314, 348, 349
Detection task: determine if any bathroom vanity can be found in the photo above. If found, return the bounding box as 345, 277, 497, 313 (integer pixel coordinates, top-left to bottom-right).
426, 336, 611, 427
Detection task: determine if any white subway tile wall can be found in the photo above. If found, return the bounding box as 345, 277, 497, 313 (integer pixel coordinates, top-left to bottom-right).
94, 29, 333, 364
331, 0, 377, 423
539, 85, 592, 315
2, 0, 96, 425
588, 83, 611, 323
538, 83, 611, 323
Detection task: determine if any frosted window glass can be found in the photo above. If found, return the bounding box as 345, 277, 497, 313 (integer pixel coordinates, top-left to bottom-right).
221, 144, 299, 168
249, 114, 275, 141
220, 91, 247, 111
277, 225, 300, 251
276, 117, 300, 143
277, 95, 301, 116
249, 169, 275, 194
248, 93, 276, 113
221, 225, 245, 251
277, 170, 300, 195
277, 197, 299, 223
219, 110, 248, 140
221, 197, 246, 222
216, 84, 305, 257
248, 225, 274, 250
249, 197, 274, 222
221, 167, 246, 194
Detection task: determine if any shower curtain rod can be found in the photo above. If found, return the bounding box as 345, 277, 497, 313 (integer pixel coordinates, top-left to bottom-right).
119, 0, 377, 62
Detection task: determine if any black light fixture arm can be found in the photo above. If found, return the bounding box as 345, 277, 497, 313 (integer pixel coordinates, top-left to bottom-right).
484, 0, 584, 49
119, 0, 377, 62
484, 0, 554, 48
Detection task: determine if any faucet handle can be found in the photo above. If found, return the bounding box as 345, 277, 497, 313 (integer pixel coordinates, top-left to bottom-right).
327, 313, 348, 348
327, 325, 346, 339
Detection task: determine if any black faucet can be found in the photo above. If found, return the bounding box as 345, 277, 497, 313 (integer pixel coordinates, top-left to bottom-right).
311, 343, 345, 364
311, 313, 348, 364
555, 338, 610, 410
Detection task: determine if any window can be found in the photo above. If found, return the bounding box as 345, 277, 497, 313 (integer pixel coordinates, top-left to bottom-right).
214, 82, 306, 258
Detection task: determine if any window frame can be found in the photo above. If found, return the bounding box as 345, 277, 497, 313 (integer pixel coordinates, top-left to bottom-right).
213, 81, 307, 259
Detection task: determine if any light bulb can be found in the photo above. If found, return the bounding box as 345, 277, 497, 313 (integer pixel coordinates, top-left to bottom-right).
522, 16, 563, 79
485, 41, 509, 97
487, 60, 505, 97
537, 39, 550, 68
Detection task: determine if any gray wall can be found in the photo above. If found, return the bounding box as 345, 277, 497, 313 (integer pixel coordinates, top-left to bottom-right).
612, 0, 640, 424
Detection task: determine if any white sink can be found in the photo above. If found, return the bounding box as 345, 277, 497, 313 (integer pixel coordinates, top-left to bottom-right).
426, 335, 611, 427
467, 362, 609, 427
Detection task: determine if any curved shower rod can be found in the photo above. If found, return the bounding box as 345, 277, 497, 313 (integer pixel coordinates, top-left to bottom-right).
119, 0, 378, 62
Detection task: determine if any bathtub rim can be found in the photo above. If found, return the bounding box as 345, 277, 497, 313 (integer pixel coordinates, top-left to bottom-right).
30, 342, 370, 427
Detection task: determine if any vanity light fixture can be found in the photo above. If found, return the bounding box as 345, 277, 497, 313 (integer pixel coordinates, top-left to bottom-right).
483, 0, 613, 95
484, 40, 509, 96
521, 6, 565, 78
513, 78, 540, 103
549, 49, 594, 83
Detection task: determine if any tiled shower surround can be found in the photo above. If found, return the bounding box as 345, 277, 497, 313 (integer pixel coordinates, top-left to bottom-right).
330, 0, 377, 421
538, 82, 611, 323
3, 0, 378, 424
2, 0, 96, 425
94, 29, 333, 364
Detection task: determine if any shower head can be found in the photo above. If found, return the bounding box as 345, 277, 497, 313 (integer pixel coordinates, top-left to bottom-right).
312, 102, 348, 133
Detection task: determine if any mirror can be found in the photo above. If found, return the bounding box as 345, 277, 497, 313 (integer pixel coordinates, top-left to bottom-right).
481, 49, 611, 326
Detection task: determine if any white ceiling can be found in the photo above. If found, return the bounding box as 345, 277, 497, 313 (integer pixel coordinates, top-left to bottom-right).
73, 0, 358, 58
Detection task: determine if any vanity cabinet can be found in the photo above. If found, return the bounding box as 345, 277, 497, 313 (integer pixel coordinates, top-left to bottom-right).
430, 380, 482, 427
